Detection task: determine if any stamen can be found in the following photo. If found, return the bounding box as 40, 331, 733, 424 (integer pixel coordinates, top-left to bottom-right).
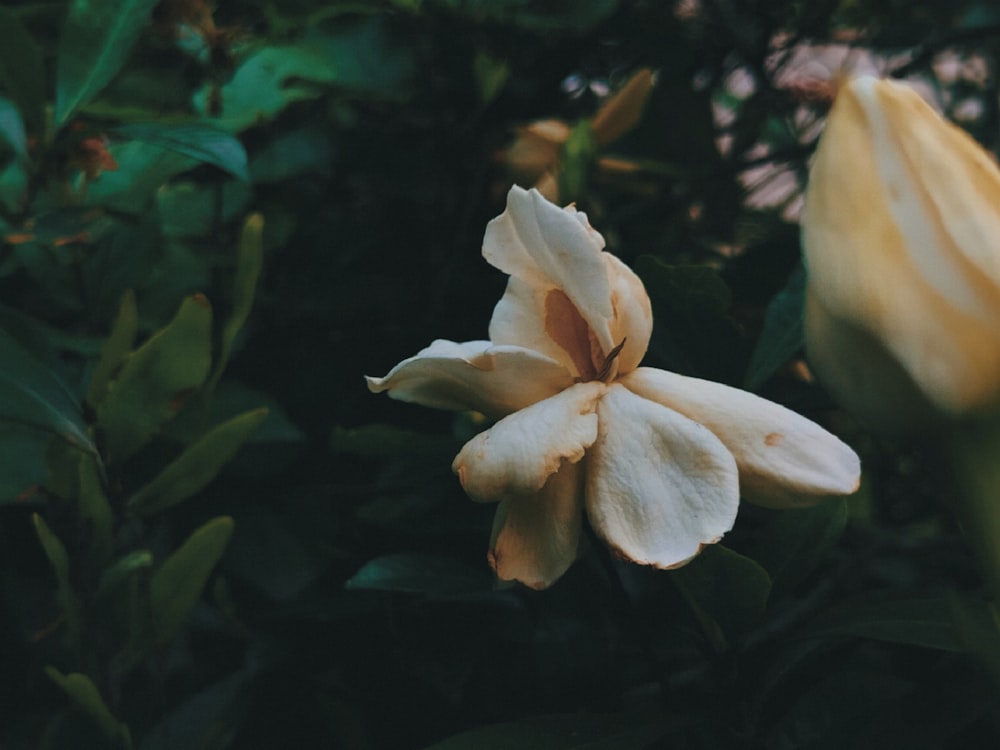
596, 337, 627, 382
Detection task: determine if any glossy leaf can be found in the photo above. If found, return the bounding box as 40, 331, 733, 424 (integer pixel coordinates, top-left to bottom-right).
149, 516, 234, 645
113, 123, 250, 182
55, 0, 161, 127
84, 141, 197, 213
86, 290, 138, 410
45, 668, 133, 749
0, 328, 95, 453
97, 294, 213, 461
0, 6, 45, 131
127, 408, 268, 517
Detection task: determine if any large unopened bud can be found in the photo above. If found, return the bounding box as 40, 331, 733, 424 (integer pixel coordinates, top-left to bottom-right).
802, 75, 1000, 433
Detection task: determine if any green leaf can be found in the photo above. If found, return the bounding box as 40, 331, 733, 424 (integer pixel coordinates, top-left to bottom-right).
744, 266, 806, 390
558, 119, 597, 204
55, 0, 162, 128
205, 213, 263, 399
155, 180, 252, 239
149, 516, 234, 645
0, 96, 28, 161
346, 553, 490, 595
800, 594, 969, 651
96, 550, 153, 601
671, 544, 772, 650
44, 668, 133, 749
127, 408, 268, 517
78, 452, 113, 565
97, 294, 213, 462
194, 20, 415, 131
746, 499, 847, 595
473, 50, 509, 105
0, 425, 49, 504
33, 513, 81, 648
0, 328, 96, 454
248, 125, 334, 183
84, 140, 197, 213
113, 123, 250, 182
0, 6, 45, 132
87, 290, 138, 410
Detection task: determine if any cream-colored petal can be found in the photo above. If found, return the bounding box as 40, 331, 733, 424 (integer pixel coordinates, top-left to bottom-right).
585, 384, 739, 568
803, 76, 1000, 415
488, 276, 582, 376
488, 461, 584, 589
453, 381, 604, 502
621, 367, 861, 508
365, 339, 574, 418
604, 254, 652, 376
483, 186, 617, 355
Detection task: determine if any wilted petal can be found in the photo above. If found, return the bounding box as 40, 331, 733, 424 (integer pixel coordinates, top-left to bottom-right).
489, 462, 584, 589
483, 186, 618, 355
586, 384, 739, 568
453, 381, 604, 502
365, 339, 574, 418
621, 367, 860, 508
804, 75, 1000, 415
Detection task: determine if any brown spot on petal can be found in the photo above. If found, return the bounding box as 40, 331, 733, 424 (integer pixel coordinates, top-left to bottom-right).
764, 432, 783, 447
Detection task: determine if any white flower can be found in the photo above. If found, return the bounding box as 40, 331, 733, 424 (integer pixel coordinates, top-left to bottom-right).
802, 76, 1000, 433
368, 186, 860, 588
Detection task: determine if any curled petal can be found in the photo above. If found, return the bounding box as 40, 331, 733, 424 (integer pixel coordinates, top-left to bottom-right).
453, 381, 604, 502
489, 462, 584, 589
586, 384, 739, 568
621, 367, 861, 508
483, 186, 618, 355
605, 254, 652, 376
365, 339, 574, 418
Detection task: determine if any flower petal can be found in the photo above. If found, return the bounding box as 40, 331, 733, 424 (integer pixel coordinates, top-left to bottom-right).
586, 384, 739, 568
488, 461, 584, 589
366, 339, 574, 418
803, 76, 1000, 415
621, 367, 861, 508
453, 381, 604, 502
605, 254, 652, 376
483, 186, 618, 355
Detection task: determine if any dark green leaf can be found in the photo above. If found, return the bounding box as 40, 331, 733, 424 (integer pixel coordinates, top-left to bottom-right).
127, 408, 268, 517
113, 123, 250, 182
431, 0, 620, 32
422, 710, 672, 750
34, 514, 82, 648
205, 213, 263, 398
346, 553, 490, 595
0, 328, 95, 453
747, 499, 847, 595
0, 6, 45, 132
55, 0, 161, 127
78, 453, 112, 565
800, 594, 970, 651
45, 668, 133, 749
96, 294, 213, 461
0, 425, 49, 503
84, 141, 197, 213
745, 266, 806, 390
87, 290, 138, 410
671, 544, 772, 649
96, 550, 153, 601
0, 96, 28, 161
558, 119, 597, 204
149, 516, 234, 645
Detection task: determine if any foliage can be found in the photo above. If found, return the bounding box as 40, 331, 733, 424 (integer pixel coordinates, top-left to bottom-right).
1, 0, 999, 747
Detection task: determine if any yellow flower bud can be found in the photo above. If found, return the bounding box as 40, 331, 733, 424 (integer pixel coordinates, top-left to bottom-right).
803, 76, 1000, 432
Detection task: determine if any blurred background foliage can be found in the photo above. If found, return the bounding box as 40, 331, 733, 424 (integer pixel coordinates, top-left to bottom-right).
3, 0, 1000, 747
